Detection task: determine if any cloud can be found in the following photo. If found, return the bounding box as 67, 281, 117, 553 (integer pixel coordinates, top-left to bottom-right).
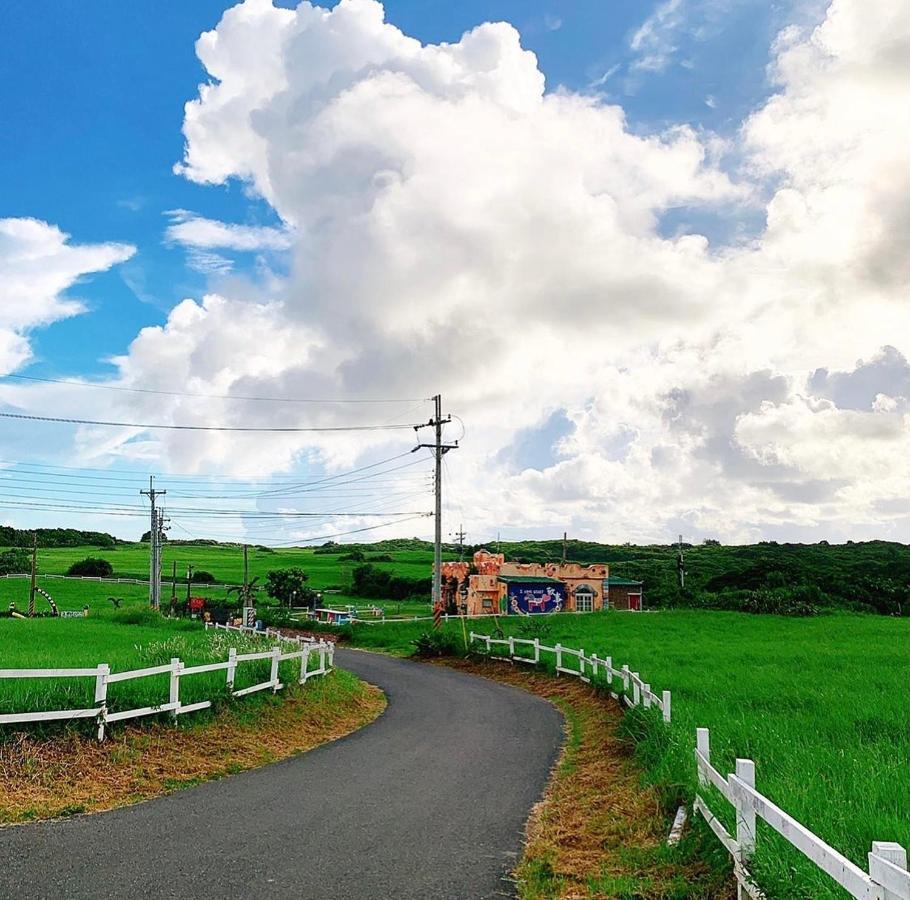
629, 0, 687, 73
164, 210, 292, 252
0, 218, 134, 373
12, 0, 908, 544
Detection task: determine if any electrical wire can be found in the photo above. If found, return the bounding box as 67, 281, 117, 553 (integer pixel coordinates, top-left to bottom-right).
0, 373, 429, 405
0, 411, 421, 433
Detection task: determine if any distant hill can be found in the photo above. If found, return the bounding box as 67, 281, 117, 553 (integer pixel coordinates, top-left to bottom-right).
0, 525, 119, 549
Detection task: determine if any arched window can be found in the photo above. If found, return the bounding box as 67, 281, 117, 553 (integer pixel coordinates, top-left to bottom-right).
574, 584, 594, 613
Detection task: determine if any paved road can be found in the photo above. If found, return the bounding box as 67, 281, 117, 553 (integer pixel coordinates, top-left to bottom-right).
0, 649, 564, 899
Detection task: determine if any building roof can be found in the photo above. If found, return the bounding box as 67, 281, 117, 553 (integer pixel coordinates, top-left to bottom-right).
497, 575, 564, 585
605, 577, 643, 586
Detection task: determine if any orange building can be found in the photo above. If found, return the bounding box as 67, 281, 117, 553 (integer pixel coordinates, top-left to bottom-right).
441, 549, 608, 616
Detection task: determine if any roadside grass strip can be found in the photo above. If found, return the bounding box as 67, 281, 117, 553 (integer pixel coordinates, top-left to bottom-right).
441, 658, 730, 899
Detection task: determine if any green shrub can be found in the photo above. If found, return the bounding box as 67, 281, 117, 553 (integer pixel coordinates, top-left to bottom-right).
191, 570, 216, 584
0, 548, 29, 575
112, 607, 162, 626
66, 557, 113, 578
411, 630, 460, 657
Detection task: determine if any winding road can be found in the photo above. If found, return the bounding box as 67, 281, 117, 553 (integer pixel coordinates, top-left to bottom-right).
0, 649, 564, 899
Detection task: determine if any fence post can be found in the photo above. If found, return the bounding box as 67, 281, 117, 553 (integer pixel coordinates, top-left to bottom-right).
605, 656, 613, 686
533, 638, 540, 664
555, 643, 563, 671
632, 673, 640, 706
327, 642, 335, 670
734, 758, 757, 865
300, 646, 310, 684
696, 728, 710, 787
94, 663, 109, 742
508, 635, 515, 658
469, 631, 475, 646
622, 664, 629, 696
662, 690, 672, 723
270, 646, 281, 692
226, 647, 237, 691
579, 649, 586, 678
642, 682, 651, 708
869, 842, 909, 900
590, 654, 598, 678
169, 657, 182, 720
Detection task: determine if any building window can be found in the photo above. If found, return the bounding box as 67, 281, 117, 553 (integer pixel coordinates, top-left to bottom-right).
482, 598, 494, 610
575, 585, 594, 613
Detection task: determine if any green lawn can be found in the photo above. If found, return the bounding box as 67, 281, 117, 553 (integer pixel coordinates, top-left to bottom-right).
345, 609, 910, 899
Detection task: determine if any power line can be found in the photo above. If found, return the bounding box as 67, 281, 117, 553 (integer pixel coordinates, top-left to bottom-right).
0, 411, 422, 433
0, 373, 429, 404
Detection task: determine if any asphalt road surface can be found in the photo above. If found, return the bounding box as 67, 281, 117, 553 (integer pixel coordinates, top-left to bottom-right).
0, 649, 564, 900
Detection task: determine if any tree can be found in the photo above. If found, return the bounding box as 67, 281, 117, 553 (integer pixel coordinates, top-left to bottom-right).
191, 570, 215, 584
266, 567, 315, 608
140, 530, 167, 543
66, 557, 113, 577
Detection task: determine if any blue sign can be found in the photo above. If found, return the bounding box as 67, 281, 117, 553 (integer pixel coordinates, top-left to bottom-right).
507, 583, 565, 615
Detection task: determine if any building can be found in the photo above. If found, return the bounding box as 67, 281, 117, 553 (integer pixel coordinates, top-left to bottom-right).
604, 576, 643, 611
441, 549, 609, 616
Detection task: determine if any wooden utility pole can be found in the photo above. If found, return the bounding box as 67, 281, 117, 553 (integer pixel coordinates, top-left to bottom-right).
186, 564, 193, 608
140, 477, 166, 610
415, 394, 458, 609
677, 534, 686, 589
27, 532, 37, 617
170, 561, 177, 616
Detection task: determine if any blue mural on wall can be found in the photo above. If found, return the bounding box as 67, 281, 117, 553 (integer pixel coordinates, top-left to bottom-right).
507, 583, 565, 615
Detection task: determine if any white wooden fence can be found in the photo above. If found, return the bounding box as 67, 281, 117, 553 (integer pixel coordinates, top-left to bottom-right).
0, 624, 334, 741
468, 632, 909, 900
468, 631, 671, 721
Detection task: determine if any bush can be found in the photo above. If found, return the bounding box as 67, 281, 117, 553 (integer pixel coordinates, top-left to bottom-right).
191, 570, 216, 584
66, 557, 113, 578
411, 630, 460, 657
0, 548, 30, 575
366, 553, 394, 562
339, 549, 366, 562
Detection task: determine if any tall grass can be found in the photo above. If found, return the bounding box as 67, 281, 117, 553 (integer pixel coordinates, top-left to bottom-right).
347, 610, 909, 898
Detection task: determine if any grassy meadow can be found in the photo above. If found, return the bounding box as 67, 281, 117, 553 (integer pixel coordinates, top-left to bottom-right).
345, 610, 909, 898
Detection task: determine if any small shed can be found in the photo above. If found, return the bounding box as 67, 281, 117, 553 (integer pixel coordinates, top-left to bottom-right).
498, 575, 566, 615
604, 577, 643, 611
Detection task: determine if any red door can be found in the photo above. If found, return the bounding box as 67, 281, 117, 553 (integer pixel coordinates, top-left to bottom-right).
628, 593, 641, 611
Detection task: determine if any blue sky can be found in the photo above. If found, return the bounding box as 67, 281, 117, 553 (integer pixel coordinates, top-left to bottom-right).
0, 0, 790, 380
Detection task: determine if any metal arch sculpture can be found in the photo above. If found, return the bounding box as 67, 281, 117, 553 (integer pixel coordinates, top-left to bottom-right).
33, 587, 59, 616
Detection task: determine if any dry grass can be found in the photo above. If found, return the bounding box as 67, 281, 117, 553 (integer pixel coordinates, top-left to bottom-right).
0, 670, 384, 824
440, 658, 732, 900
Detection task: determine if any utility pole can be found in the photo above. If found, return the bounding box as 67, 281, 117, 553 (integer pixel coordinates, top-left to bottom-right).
28, 532, 37, 617
170, 560, 177, 617
415, 394, 458, 609
451, 525, 466, 561
242, 544, 255, 626
561, 531, 568, 566
186, 564, 194, 609
141, 477, 166, 610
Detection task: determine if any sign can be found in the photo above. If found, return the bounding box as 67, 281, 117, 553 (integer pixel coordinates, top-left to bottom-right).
507, 583, 565, 615
60, 610, 87, 619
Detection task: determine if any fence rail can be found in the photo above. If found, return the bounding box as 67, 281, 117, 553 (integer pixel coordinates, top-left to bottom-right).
468, 632, 908, 900
0, 623, 333, 741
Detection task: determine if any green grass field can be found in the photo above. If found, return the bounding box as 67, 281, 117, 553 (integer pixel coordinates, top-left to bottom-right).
345, 610, 909, 899
0, 542, 435, 618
